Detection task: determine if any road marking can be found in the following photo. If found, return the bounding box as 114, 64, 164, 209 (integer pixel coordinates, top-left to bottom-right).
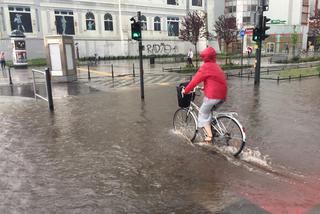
78, 68, 112, 76
158, 82, 170, 86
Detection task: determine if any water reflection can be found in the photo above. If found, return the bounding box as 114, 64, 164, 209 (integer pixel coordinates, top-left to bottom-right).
1, 77, 320, 212
0, 87, 238, 213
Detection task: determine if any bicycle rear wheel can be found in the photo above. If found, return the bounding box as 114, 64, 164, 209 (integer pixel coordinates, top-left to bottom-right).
214, 116, 245, 157
173, 108, 197, 141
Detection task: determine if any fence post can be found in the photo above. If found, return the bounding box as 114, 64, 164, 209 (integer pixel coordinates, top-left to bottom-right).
8, 66, 13, 85
45, 68, 54, 111
133, 63, 135, 77
299, 74, 302, 80
289, 75, 291, 81
87, 63, 91, 80
111, 64, 114, 78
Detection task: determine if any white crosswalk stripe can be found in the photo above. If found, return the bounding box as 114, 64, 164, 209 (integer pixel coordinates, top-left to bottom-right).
86, 73, 193, 89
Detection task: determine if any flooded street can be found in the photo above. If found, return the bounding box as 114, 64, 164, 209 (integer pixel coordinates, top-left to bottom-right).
0, 77, 320, 213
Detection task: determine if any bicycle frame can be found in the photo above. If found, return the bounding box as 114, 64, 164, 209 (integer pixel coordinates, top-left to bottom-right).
186, 96, 246, 143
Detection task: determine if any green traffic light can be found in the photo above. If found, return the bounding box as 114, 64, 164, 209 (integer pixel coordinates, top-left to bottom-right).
131, 22, 142, 40
133, 32, 140, 38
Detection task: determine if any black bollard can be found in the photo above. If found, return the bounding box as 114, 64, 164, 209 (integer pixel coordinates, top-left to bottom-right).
133, 63, 135, 77
8, 66, 13, 85
87, 63, 91, 80
45, 68, 54, 111
277, 76, 280, 83
111, 64, 114, 78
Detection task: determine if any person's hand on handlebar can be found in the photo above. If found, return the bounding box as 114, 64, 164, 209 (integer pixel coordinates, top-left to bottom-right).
194, 86, 204, 91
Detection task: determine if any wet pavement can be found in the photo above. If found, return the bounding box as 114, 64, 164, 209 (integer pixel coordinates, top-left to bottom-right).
0, 65, 320, 213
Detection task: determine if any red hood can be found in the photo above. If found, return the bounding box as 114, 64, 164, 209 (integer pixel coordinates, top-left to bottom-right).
200, 47, 216, 63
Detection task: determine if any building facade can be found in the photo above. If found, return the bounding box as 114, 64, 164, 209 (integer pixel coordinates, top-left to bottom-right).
0, 0, 221, 60
224, 0, 311, 54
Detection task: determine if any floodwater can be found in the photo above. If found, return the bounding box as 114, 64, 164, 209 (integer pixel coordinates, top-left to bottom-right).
0, 77, 320, 213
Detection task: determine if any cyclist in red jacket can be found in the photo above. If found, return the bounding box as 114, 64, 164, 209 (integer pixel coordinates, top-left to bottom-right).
183, 46, 227, 143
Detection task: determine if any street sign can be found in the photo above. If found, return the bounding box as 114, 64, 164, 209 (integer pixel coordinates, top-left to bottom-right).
240, 29, 246, 38
271, 19, 286, 24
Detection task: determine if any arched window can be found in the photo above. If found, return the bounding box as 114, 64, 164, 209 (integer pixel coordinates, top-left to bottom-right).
104, 13, 113, 31
86, 12, 95, 30
141, 15, 147, 30
154, 16, 161, 31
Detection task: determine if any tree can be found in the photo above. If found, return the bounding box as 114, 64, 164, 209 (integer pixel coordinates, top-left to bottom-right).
291, 26, 299, 57
179, 11, 209, 67
309, 15, 320, 51
214, 15, 238, 64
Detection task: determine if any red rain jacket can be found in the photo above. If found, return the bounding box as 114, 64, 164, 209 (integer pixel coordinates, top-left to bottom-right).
184, 47, 227, 100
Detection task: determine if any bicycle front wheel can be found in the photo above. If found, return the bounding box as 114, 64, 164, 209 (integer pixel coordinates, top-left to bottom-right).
214, 116, 245, 157
173, 108, 197, 141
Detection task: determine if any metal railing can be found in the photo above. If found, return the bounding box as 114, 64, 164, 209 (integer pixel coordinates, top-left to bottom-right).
32, 68, 54, 111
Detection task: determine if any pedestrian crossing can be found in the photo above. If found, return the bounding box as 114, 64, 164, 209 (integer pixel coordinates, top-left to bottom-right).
85, 73, 192, 89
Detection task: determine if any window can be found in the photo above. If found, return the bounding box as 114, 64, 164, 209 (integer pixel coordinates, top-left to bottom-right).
167, 0, 178, 5
167, 17, 179, 36
86, 12, 95, 30
154, 16, 161, 31
192, 0, 202, 6
54, 10, 75, 35
141, 15, 147, 30
225, 6, 236, 13
8, 6, 33, 33
243, 16, 251, 23
104, 13, 113, 31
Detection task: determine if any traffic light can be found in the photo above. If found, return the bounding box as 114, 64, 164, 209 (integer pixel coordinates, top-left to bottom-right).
252, 27, 261, 42
131, 22, 141, 41
259, 0, 269, 11
261, 16, 271, 40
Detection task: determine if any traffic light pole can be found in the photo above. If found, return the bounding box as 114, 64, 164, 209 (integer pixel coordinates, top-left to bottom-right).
254, 8, 263, 86
254, 38, 262, 85
137, 11, 145, 100
241, 37, 244, 76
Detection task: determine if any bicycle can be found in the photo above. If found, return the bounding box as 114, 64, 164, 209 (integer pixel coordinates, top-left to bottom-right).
173, 83, 246, 157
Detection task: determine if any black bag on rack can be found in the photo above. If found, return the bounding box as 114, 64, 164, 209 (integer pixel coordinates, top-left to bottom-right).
176, 81, 194, 108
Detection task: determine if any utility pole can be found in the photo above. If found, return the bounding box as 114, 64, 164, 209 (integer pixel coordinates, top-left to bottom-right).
253, 0, 270, 85
137, 11, 144, 99
130, 11, 144, 99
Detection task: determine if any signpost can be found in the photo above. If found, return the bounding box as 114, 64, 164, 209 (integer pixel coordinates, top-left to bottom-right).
240, 29, 246, 75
